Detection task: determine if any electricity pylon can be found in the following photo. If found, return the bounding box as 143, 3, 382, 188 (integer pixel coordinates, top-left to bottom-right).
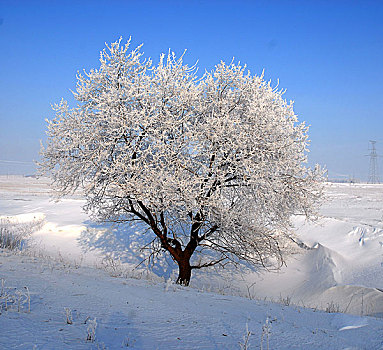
368, 140, 380, 183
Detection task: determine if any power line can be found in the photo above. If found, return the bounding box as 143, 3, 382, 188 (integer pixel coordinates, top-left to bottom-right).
0, 160, 34, 165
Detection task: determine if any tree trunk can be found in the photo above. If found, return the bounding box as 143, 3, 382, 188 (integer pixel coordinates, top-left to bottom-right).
176, 258, 192, 286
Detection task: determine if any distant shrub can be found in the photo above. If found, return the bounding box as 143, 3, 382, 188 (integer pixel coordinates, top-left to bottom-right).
0, 216, 44, 251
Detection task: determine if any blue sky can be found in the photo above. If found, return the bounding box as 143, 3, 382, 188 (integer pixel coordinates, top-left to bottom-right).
0, 0, 382, 180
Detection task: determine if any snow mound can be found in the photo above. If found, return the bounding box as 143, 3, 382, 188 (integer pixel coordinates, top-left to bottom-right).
331, 313, 368, 331
296, 243, 345, 299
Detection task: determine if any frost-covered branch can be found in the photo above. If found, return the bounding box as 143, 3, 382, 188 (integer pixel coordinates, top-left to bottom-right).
39, 38, 324, 285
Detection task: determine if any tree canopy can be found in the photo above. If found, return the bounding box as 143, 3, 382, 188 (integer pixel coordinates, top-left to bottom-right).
39, 38, 323, 285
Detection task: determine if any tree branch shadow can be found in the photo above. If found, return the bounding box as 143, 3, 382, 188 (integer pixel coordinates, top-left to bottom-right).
77, 221, 177, 279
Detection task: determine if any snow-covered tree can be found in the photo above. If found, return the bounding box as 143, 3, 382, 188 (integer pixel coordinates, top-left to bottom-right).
39, 38, 323, 285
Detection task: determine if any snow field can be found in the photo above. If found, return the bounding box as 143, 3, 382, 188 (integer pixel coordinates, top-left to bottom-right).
1, 176, 383, 348
1, 250, 383, 349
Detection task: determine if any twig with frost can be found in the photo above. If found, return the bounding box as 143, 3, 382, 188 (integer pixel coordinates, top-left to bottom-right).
246, 282, 256, 300
165, 278, 172, 292
239, 323, 251, 350
65, 307, 73, 324
0, 279, 31, 313
0, 280, 8, 312
325, 301, 341, 313
86, 318, 97, 342
260, 317, 271, 350
15, 290, 22, 312
0, 279, 5, 297
24, 287, 30, 313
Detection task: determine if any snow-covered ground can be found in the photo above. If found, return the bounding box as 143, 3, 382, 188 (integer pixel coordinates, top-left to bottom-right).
1, 176, 383, 349
1, 249, 383, 349
243, 183, 383, 318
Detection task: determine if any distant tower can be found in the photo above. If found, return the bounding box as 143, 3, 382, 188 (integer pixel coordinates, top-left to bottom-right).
368, 140, 380, 183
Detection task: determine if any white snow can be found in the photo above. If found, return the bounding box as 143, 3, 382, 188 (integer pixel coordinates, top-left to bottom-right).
1, 176, 383, 349
1, 250, 382, 349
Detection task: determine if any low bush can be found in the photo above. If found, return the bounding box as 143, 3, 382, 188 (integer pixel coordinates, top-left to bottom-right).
0, 216, 44, 251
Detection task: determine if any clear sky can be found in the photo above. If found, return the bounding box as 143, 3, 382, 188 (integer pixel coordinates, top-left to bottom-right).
0, 0, 382, 181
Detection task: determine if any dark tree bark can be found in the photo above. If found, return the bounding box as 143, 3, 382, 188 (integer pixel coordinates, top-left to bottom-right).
129, 202, 205, 286
176, 258, 192, 286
